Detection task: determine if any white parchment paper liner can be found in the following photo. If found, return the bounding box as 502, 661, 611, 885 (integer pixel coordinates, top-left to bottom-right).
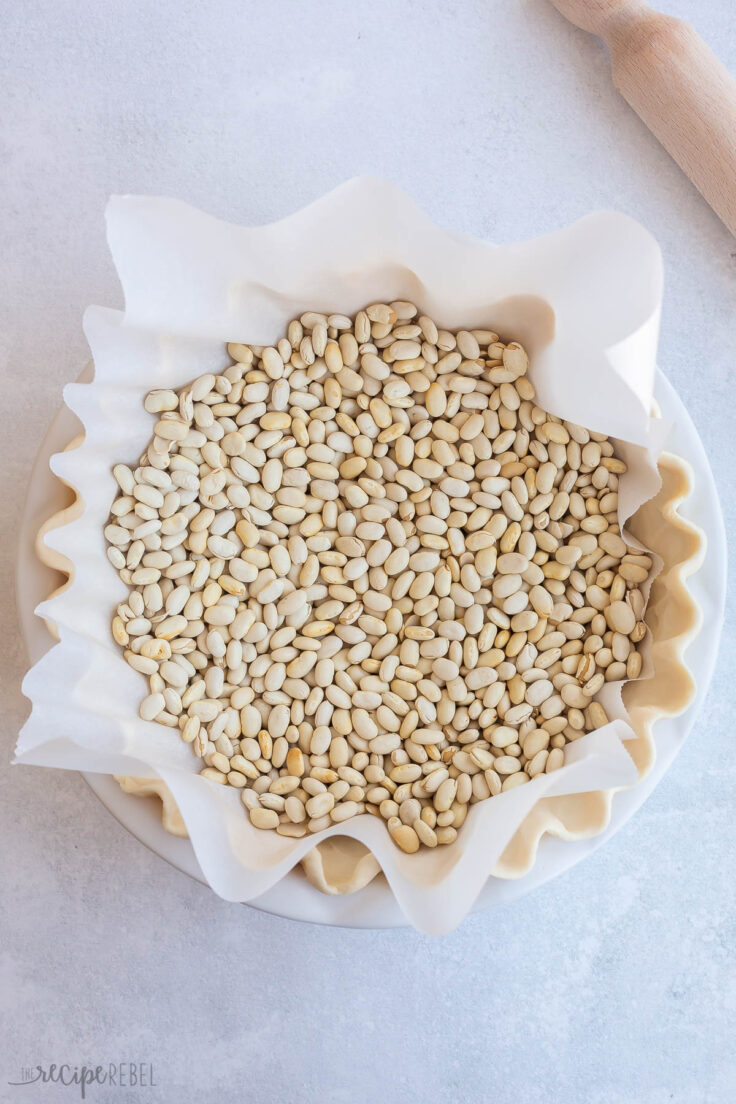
18, 177, 672, 935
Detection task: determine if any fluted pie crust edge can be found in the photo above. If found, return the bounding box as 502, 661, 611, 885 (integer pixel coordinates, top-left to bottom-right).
37, 439, 704, 895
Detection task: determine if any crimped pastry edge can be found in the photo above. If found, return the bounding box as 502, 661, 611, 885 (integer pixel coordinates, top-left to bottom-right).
36, 442, 703, 895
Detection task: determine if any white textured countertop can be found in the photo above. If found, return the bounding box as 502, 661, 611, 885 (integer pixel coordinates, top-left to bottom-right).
2, 1, 735, 1101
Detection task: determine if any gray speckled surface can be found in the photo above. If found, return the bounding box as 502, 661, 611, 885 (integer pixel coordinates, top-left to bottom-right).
2, 1, 734, 1101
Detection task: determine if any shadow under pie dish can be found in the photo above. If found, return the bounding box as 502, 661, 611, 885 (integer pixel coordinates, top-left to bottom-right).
17, 180, 708, 932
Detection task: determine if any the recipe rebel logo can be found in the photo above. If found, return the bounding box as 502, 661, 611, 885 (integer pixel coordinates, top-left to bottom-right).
8, 1062, 156, 1098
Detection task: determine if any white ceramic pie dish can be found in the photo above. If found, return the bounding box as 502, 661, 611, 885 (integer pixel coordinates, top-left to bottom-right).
16, 181, 727, 931
18, 364, 725, 928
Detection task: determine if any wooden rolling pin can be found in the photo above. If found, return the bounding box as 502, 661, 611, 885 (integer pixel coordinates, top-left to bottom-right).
549, 0, 736, 235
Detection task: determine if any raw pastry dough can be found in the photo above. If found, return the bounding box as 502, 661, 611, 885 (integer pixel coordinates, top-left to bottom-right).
37, 444, 703, 894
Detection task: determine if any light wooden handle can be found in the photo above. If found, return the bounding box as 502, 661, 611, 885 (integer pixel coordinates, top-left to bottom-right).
551, 0, 736, 236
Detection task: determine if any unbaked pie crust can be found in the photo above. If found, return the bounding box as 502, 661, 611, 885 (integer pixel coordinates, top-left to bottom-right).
37, 436, 704, 896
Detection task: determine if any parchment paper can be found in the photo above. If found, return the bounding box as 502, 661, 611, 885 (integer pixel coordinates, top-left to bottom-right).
17, 177, 671, 934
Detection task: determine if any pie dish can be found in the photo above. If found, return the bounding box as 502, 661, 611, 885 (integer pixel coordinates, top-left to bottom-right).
16, 180, 710, 932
